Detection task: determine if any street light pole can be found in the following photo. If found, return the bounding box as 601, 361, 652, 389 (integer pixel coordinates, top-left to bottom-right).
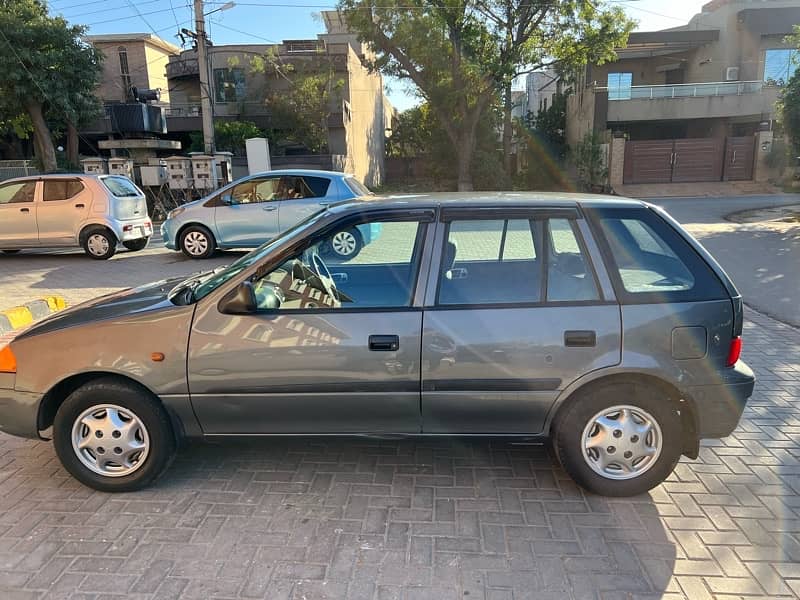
194, 0, 214, 155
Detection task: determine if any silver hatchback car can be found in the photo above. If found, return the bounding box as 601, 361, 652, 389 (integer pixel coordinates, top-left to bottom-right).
0, 193, 754, 496
0, 174, 152, 259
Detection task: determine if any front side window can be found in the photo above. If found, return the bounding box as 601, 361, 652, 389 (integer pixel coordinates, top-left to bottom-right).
214, 68, 246, 103
764, 48, 799, 85
607, 72, 633, 100
43, 180, 84, 202
0, 181, 35, 204
229, 177, 280, 204
250, 219, 424, 310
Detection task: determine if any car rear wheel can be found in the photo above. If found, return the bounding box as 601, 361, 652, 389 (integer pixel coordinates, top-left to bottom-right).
552, 380, 682, 496
123, 238, 149, 252
180, 225, 215, 259
82, 229, 117, 260
327, 228, 362, 260
53, 378, 176, 492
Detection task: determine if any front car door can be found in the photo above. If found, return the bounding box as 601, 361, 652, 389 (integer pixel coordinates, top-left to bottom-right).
421, 207, 622, 434
187, 208, 434, 434
36, 178, 91, 245
214, 176, 281, 246
0, 179, 38, 247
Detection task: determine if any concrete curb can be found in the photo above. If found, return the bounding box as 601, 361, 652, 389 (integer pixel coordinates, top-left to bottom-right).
0, 296, 67, 335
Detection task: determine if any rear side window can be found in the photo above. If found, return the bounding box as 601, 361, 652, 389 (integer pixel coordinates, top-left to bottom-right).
591, 207, 726, 302
344, 177, 371, 197
101, 176, 140, 197
43, 180, 84, 201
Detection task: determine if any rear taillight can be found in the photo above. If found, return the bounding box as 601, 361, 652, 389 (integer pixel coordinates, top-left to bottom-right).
726, 336, 742, 367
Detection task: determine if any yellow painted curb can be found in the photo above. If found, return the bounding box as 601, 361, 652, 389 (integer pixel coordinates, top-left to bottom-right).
44, 296, 67, 311
2, 306, 33, 329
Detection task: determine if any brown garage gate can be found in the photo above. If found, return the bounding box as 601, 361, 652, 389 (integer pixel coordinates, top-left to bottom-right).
623, 137, 752, 184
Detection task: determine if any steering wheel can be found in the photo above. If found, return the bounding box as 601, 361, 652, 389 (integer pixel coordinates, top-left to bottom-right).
310, 252, 339, 304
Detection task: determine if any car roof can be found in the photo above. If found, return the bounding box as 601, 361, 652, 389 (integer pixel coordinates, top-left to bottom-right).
247, 169, 354, 178
1, 173, 113, 183
328, 191, 647, 212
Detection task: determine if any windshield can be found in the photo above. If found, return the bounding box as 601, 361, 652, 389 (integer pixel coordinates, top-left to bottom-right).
344, 176, 372, 197
193, 207, 329, 300
101, 176, 141, 197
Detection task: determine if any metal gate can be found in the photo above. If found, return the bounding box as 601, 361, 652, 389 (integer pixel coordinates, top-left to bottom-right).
623, 137, 749, 184
723, 136, 755, 181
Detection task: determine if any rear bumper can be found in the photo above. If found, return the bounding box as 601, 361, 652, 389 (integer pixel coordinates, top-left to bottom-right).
686, 360, 755, 438
0, 386, 42, 439
109, 217, 153, 242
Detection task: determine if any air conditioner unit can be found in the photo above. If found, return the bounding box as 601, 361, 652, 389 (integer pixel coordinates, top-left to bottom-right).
725, 66, 740, 81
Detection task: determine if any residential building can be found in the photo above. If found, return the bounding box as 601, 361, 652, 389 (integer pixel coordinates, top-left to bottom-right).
526, 70, 559, 116
566, 0, 800, 185
165, 11, 390, 187
86, 33, 181, 104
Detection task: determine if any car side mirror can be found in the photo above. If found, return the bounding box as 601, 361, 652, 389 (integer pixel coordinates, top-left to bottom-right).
219, 280, 257, 314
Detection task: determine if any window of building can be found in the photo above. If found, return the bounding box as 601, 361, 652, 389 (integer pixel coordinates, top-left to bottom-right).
764, 48, 799, 85
118, 46, 132, 99
43, 180, 84, 201
607, 72, 633, 100
214, 68, 246, 103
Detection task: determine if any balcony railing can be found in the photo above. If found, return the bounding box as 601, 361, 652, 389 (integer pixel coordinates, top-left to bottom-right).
599, 80, 767, 100
163, 103, 202, 117
166, 58, 200, 79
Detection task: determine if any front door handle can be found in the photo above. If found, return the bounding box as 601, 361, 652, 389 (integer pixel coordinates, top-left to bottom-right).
262, 205, 276, 212
75, 203, 85, 208
564, 330, 596, 347
369, 334, 399, 351
19, 207, 30, 213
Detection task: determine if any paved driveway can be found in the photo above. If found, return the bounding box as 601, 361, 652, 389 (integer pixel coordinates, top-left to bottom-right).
1, 209, 800, 599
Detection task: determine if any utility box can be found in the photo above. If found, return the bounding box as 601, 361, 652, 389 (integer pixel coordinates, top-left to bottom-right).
164, 156, 192, 190
189, 154, 217, 191
214, 151, 234, 186
246, 138, 271, 175
81, 157, 108, 175
139, 165, 168, 187
108, 158, 134, 179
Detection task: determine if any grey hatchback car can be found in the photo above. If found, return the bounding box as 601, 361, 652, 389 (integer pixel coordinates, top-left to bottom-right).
0, 193, 754, 496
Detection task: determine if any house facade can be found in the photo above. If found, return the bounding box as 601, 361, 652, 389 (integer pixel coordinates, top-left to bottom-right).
566, 0, 800, 185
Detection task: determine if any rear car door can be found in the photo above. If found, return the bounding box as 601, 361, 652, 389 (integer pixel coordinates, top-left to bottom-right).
36, 178, 91, 244
0, 180, 38, 246
215, 175, 281, 246
187, 209, 434, 434
421, 207, 622, 434
277, 175, 334, 230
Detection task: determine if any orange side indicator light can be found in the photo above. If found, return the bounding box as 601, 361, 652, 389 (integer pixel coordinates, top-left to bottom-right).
151, 352, 165, 362
0, 345, 17, 373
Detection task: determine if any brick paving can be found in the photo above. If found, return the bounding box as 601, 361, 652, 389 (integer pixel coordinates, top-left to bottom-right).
0, 242, 800, 598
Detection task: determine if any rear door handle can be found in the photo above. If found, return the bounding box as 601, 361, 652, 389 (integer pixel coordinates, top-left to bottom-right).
564, 330, 596, 347
369, 335, 399, 351
74, 203, 85, 208
262, 205, 276, 211
19, 207, 30, 213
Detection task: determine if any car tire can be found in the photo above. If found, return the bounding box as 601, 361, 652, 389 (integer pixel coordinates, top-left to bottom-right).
123, 237, 149, 252
552, 380, 682, 497
53, 378, 176, 493
179, 225, 216, 259
1, 249, 21, 254
81, 228, 117, 260
327, 228, 363, 260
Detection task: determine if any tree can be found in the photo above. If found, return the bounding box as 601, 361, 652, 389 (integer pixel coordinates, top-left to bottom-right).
0, 0, 102, 172
249, 51, 344, 153
533, 89, 568, 162
215, 121, 264, 156
339, 0, 633, 190
780, 26, 800, 156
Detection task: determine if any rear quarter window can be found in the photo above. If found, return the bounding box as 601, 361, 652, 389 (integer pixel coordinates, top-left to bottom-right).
589, 206, 727, 303
101, 176, 141, 198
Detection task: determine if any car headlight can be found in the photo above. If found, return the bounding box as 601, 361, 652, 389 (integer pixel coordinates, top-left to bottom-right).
167, 206, 186, 220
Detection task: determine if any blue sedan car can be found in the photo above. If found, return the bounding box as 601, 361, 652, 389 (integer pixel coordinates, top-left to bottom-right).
162, 169, 377, 259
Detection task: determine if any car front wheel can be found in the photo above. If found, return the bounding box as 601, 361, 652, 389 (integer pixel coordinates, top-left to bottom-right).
180, 225, 216, 259
123, 238, 149, 252
53, 378, 176, 492
552, 380, 682, 497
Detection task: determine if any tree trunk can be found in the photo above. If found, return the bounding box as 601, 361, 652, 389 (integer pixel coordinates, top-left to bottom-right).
67, 122, 79, 168
456, 130, 476, 191
25, 101, 56, 172
502, 80, 513, 176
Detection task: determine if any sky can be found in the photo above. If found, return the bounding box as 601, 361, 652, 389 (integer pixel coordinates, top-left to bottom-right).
49, 0, 710, 112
